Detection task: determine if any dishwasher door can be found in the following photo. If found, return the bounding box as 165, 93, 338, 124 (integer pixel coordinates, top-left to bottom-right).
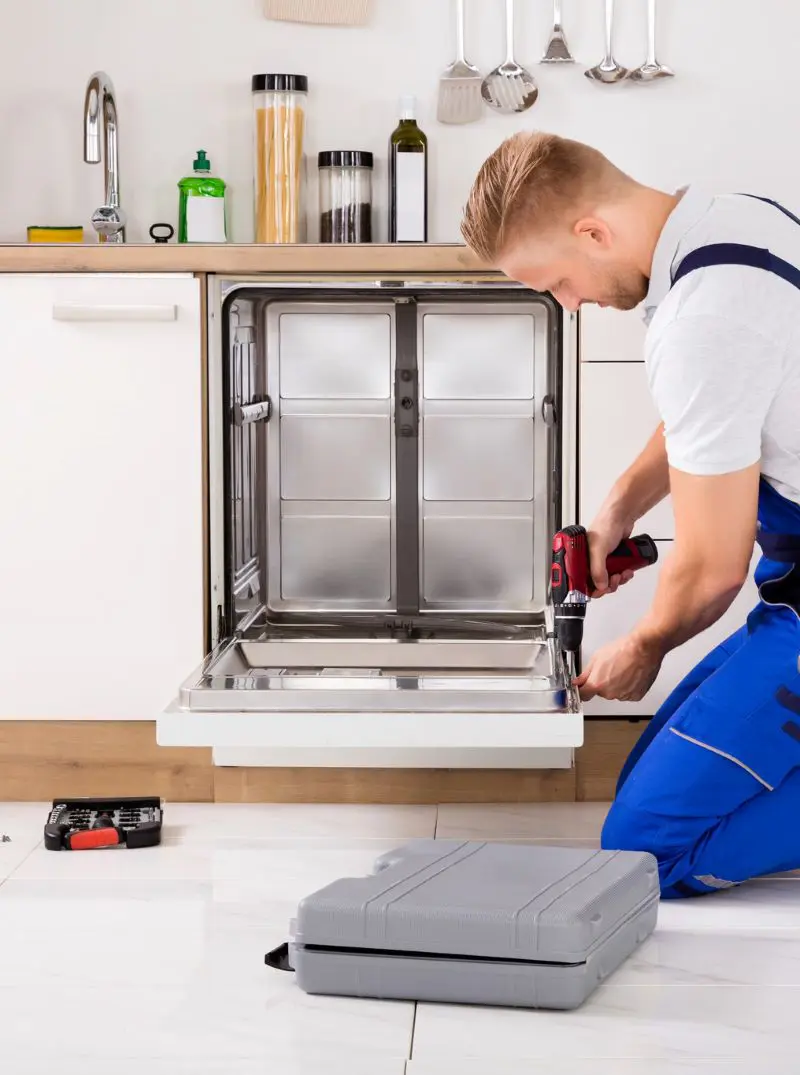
157, 280, 582, 758
159, 624, 581, 751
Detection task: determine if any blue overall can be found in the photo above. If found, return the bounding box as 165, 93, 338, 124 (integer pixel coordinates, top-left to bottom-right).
601, 195, 800, 898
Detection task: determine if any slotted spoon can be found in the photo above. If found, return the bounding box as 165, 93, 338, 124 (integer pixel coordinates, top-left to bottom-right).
482, 0, 538, 114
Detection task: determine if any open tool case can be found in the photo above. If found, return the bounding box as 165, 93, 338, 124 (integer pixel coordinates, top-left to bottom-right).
44, 796, 163, 851
267, 839, 660, 1010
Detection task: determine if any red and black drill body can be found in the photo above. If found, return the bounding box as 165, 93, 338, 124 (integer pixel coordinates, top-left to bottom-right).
551, 524, 658, 658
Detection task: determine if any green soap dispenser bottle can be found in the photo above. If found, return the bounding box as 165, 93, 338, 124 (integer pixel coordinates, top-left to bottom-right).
178, 150, 228, 243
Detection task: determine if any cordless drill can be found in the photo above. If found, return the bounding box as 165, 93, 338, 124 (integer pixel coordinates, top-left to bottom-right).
550, 525, 658, 671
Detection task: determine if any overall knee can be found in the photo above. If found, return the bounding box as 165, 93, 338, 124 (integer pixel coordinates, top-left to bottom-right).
601, 800, 654, 856
602, 801, 697, 898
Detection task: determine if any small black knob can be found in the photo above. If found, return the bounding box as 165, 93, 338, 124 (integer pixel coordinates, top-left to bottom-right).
149, 223, 175, 244
401, 397, 414, 410
400, 370, 412, 382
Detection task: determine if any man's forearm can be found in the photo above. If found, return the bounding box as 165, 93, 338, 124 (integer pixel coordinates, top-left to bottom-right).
601, 424, 670, 526
632, 464, 758, 657
635, 546, 745, 657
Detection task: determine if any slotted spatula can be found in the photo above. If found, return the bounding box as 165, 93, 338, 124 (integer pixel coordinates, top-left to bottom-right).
437, 0, 483, 124
541, 0, 574, 63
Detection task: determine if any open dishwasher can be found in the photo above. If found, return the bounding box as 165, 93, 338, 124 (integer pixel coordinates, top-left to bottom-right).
157, 274, 582, 764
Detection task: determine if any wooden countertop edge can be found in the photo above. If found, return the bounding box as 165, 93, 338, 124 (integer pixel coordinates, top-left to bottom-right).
0, 243, 498, 275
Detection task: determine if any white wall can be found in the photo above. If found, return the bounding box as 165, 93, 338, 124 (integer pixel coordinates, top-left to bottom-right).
2, 0, 799, 245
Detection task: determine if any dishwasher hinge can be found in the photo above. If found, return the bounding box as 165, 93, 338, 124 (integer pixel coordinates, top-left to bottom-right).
234, 395, 272, 426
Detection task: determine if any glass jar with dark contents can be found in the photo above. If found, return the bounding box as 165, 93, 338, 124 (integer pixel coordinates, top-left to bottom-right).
318, 151, 373, 243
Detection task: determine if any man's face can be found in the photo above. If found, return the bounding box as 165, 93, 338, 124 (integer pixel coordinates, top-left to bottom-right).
497, 220, 648, 313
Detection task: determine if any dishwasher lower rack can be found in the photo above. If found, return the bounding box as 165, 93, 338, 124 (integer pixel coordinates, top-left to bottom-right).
157, 622, 583, 753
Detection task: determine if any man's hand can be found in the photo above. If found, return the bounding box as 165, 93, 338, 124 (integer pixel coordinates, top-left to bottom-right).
575, 631, 665, 702
587, 508, 636, 597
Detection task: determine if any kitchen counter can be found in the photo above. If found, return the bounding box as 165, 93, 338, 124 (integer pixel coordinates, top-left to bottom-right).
0, 242, 495, 276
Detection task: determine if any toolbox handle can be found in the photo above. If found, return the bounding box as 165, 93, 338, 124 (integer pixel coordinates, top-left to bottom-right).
265, 942, 294, 973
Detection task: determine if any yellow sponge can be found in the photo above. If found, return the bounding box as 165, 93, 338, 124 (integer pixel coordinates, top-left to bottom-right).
27, 226, 84, 243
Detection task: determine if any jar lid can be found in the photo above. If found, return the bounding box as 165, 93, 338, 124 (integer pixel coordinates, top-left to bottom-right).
252, 74, 308, 93
318, 151, 374, 169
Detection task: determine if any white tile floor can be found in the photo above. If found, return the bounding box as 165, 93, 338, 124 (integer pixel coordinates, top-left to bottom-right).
0, 801, 798, 1074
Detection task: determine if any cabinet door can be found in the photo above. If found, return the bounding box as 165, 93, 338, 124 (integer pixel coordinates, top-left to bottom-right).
580, 362, 673, 539
0, 273, 203, 719
580, 304, 646, 362
582, 540, 760, 718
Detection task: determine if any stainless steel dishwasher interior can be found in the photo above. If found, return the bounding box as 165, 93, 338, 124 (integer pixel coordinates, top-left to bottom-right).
186, 279, 574, 718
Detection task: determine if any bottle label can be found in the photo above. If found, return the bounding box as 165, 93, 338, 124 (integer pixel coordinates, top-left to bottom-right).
186, 196, 226, 243
395, 153, 425, 242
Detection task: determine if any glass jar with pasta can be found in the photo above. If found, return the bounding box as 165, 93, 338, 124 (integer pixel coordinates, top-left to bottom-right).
252, 74, 308, 244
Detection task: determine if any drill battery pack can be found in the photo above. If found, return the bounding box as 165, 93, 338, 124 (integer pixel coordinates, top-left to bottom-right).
44, 796, 163, 851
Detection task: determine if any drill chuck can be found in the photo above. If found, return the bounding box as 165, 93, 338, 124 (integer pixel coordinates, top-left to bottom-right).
555, 613, 585, 655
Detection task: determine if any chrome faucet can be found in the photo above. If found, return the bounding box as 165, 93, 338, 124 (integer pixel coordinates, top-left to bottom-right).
83, 71, 126, 243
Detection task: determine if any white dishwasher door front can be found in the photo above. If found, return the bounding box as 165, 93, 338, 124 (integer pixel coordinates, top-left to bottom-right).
0, 273, 204, 720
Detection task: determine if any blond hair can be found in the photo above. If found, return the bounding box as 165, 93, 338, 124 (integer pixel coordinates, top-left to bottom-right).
461, 131, 630, 263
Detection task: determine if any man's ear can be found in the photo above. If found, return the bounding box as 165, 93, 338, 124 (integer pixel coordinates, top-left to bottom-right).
573, 217, 612, 249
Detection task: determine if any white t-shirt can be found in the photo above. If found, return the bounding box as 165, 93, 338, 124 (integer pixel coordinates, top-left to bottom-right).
643, 186, 800, 506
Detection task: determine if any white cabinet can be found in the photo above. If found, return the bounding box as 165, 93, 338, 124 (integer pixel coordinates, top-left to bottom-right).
580, 362, 673, 538
582, 540, 760, 718
580, 304, 647, 362
0, 273, 204, 719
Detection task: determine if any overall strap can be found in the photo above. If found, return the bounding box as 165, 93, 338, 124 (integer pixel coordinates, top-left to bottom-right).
671, 242, 800, 290
756, 531, 800, 563
738, 193, 800, 228
671, 193, 800, 288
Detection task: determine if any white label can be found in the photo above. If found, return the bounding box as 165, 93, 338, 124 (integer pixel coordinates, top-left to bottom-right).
186, 196, 226, 243
395, 152, 426, 242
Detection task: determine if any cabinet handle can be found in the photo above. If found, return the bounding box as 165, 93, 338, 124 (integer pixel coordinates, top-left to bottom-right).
52, 304, 178, 323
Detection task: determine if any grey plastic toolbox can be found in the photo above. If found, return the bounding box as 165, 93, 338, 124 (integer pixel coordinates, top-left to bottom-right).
266, 839, 660, 1010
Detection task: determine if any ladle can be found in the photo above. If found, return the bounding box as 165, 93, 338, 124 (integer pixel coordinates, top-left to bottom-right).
585, 0, 629, 85
630, 0, 674, 82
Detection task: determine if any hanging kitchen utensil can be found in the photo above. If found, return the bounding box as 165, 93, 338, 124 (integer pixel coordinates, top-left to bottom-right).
540, 0, 574, 63
482, 0, 539, 113
630, 0, 674, 82
262, 0, 372, 25
437, 0, 483, 124
585, 0, 629, 83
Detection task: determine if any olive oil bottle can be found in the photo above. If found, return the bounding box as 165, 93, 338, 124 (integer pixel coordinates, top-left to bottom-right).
388, 96, 428, 243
